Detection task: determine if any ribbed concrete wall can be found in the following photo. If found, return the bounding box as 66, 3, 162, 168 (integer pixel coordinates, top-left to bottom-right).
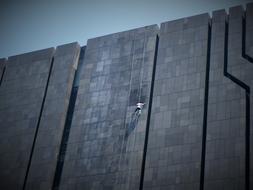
59, 25, 159, 190
204, 5, 253, 190
25, 43, 80, 190
144, 13, 210, 190
0, 48, 55, 189
0, 3, 252, 190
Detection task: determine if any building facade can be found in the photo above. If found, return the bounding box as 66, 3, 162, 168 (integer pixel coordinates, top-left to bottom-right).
0, 4, 253, 190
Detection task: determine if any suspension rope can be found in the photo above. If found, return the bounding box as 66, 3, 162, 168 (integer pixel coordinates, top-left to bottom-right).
115, 33, 136, 189
126, 30, 147, 189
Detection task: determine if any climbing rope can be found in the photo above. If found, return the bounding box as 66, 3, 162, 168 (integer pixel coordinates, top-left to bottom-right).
115, 33, 136, 189
125, 30, 146, 189
115, 30, 147, 189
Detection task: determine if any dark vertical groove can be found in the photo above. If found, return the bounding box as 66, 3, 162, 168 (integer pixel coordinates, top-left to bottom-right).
22, 56, 55, 190
0, 66, 6, 86
224, 14, 251, 190
242, 13, 252, 190
139, 34, 159, 190
242, 14, 253, 63
52, 47, 84, 190
199, 21, 212, 190
245, 92, 250, 190
52, 86, 78, 190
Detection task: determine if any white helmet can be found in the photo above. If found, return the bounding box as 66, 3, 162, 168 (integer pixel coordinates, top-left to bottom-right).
136, 102, 145, 109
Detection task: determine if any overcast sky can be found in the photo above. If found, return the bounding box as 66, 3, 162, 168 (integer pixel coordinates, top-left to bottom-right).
0, 0, 252, 58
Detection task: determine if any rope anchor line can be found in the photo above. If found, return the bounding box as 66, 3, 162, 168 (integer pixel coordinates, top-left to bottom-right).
115, 32, 147, 189
125, 102, 145, 138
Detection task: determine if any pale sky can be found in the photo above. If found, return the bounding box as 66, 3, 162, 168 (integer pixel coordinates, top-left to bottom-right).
0, 0, 252, 58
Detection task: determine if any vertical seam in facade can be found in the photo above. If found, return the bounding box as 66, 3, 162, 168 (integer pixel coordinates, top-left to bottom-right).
22, 56, 55, 190
52, 48, 83, 190
52, 86, 79, 190
242, 12, 251, 190
199, 20, 212, 190
0, 66, 6, 86
224, 13, 251, 190
139, 34, 159, 190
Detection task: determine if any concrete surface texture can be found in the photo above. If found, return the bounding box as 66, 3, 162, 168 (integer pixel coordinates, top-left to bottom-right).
0, 3, 253, 190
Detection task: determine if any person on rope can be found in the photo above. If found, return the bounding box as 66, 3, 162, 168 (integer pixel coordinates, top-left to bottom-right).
125, 103, 145, 138
135, 102, 145, 114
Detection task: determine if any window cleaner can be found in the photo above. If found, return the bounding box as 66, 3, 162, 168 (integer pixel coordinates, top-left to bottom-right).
135, 102, 145, 113
125, 103, 145, 138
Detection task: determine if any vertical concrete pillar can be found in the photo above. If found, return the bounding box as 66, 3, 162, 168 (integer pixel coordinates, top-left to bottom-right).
144, 14, 210, 190
59, 26, 158, 190
25, 43, 80, 190
0, 48, 54, 189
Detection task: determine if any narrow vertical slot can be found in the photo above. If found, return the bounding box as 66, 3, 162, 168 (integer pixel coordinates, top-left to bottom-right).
0, 66, 6, 86
139, 35, 159, 190
52, 47, 85, 190
242, 14, 251, 190
224, 14, 251, 190
199, 21, 212, 190
245, 92, 250, 190
23, 57, 55, 190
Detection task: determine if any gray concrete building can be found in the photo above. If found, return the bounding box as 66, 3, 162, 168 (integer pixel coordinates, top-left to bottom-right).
0, 3, 253, 190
